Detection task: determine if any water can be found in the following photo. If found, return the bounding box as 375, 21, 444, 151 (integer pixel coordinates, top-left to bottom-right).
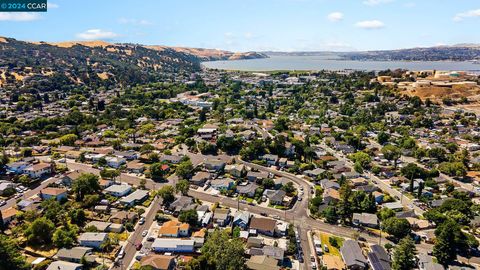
202, 55, 480, 72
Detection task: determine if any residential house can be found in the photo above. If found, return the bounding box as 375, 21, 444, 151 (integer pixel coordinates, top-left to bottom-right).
109, 211, 138, 224
78, 232, 108, 249
213, 208, 231, 226
352, 213, 379, 228
210, 178, 235, 191
418, 254, 444, 270
225, 164, 246, 178
40, 187, 68, 201
203, 159, 226, 172
191, 171, 211, 186
246, 255, 280, 270
151, 238, 195, 253
304, 168, 326, 178
261, 154, 279, 166
233, 211, 251, 230
1, 207, 18, 225
158, 221, 190, 237
23, 163, 52, 178
119, 189, 149, 206
105, 156, 126, 168
236, 182, 259, 198
104, 184, 132, 197
247, 171, 269, 182
323, 188, 340, 204
6, 161, 29, 174
140, 255, 176, 270
168, 196, 195, 215
46, 261, 83, 270
113, 150, 138, 160
55, 247, 94, 263
367, 245, 391, 270
0, 181, 15, 195
263, 189, 287, 205
126, 161, 145, 173
340, 240, 368, 270
86, 221, 123, 233
249, 217, 277, 236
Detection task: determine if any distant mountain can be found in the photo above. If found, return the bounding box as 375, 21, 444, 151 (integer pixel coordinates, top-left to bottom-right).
264, 44, 480, 62
0, 37, 266, 90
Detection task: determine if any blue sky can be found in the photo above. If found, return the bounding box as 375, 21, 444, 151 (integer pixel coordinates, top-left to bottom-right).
0, 0, 479, 52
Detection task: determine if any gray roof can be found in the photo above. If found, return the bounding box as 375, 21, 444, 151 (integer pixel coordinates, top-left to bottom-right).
46, 261, 82, 270
78, 232, 107, 242
353, 213, 378, 226
119, 189, 149, 204
367, 245, 391, 270
56, 247, 92, 261
340, 240, 368, 268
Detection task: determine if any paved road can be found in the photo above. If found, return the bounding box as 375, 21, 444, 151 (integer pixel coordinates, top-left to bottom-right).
112, 196, 161, 270
320, 142, 425, 215
0, 176, 58, 211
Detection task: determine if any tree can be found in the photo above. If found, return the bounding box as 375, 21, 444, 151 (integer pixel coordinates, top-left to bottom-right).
349, 151, 371, 170
338, 184, 353, 223
382, 144, 402, 168
72, 173, 100, 200
392, 237, 417, 270
199, 229, 245, 270
69, 209, 86, 226
322, 206, 338, 224
59, 134, 78, 146
53, 224, 77, 248
377, 131, 390, 145
158, 186, 175, 205
176, 179, 190, 195
0, 235, 29, 269
377, 207, 395, 221
179, 209, 198, 226
25, 217, 55, 245
150, 163, 166, 181
382, 217, 411, 241
281, 181, 296, 195
433, 219, 458, 266
176, 160, 194, 179
438, 162, 467, 178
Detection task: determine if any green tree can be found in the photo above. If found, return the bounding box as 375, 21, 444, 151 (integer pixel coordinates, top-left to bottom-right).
176, 179, 190, 195
158, 185, 175, 205
25, 217, 55, 245
150, 163, 166, 181
382, 217, 411, 241
377, 131, 390, 145
72, 173, 100, 200
392, 237, 417, 270
53, 224, 78, 248
382, 144, 402, 168
433, 219, 458, 266
0, 235, 29, 269
349, 151, 372, 170
200, 229, 245, 270
178, 209, 198, 226
59, 134, 78, 146
176, 160, 194, 179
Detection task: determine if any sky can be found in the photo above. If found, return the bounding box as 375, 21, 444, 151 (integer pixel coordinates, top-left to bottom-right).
0, 0, 479, 52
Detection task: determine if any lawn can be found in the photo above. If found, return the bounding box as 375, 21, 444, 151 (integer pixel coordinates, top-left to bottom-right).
319, 232, 344, 257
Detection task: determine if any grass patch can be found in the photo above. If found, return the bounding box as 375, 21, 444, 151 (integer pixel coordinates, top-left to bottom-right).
117, 231, 129, 241
319, 233, 343, 257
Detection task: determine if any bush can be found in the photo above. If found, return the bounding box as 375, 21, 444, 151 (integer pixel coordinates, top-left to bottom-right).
329, 236, 339, 248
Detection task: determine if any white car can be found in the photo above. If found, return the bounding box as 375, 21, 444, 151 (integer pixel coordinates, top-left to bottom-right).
142, 230, 148, 237
138, 217, 145, 225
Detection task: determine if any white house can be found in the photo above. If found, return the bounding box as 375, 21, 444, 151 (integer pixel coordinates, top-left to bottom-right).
78, 232, 108, 249
23, 163, 52, 178
151, 238, 195, 253
104, 184, 132, 197
105, 156, 126, 168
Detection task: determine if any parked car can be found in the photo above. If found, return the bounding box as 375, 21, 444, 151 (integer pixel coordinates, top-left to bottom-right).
142, 230, 148, 237
117, 247, 125, 260
135, 243, 143, 251
138, 217, 145, 225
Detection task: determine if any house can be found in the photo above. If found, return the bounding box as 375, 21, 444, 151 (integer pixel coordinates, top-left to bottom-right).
340, 240, 368, 270
249, 217, 277, 236
105, 156, 126, 168
151, 238, 195, 253
160, 155, 183, 164
104, 184, 132, 197
62, 170, 83, 186
0, 182, 15, 195
247, 171, 269, 182
382, 202, 404, 212
352, 213, 379, 228
236, 183, 259, 197
168, 196, 194, 215
418, 254, 444, 270
46, 261, 83, 270
1, 207, 18, 225
23, 163, 52, 178
40, 187, 68, 201
109, 211, 138, 224
213, 208, 230, 226
113, 150, 138, 160
140, 255, 176, 270
262, 245, 285, 261
191, 171, 211, 186
158, 221, 190, 237
119, 189, 149, 206
263, 189, 286, 205
225, 164, 246, 178
367, 245, 391, 270
126, 161, 145, 173
304, 168, 326, 178
233, 211, 251, 229
261, 154, 279, 166
246, 255, 280, 270
78, 232, 108, 249
197, 127, 217, 140
319, 179, 340, 190
323, 188, 340, 204
55, 247, 94, 263
203, 158, 226, 172
210, 178, 235, 191
6, 161, 30, 174
246, 237, 264, 248
86, 221, 123, 233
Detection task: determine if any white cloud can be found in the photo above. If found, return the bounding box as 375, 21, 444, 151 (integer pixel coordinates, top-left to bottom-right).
0, 13, 41, 21
453, 9, 480, 22
327, 12, 344, 22
355, 20, 385, 29
76, 29, 119, 40
48, 2, 59, 8
363, 0, 393, 6
118, 18, 152, 25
